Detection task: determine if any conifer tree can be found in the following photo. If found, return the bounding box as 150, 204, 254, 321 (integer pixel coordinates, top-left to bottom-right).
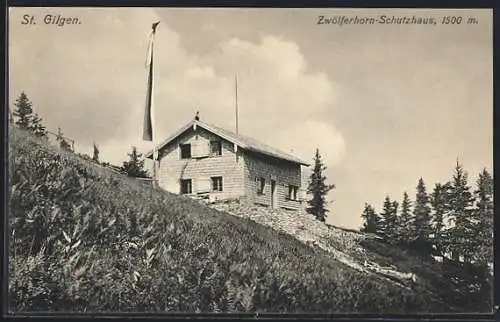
471, 169, 493, 266
30, 113, 48, 138
447, 161, 475, 262
392, 200, 400, 239
13, 92, 34, 130
392, 200, 399, 218
430, 182, 450, 257
379, 195, 398, 242
360, 203, 379, 234
468, 169, 494, 310
412, 178, 433, 255
122, 146, 150, 178
398, 191, 413, 245
12, 92, 48, 138
444, 166, 493, 311
306, 148, 335, 222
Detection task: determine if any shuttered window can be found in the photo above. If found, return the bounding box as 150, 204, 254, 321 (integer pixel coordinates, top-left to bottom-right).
196, 177, 211, 193
192, 141, 210, 158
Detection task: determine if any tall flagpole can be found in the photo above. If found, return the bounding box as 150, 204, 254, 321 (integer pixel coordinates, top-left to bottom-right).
151, 27, 157, 188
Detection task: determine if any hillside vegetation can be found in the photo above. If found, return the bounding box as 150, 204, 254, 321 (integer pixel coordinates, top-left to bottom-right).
9, 128, 463, 313
211, 203, 470, 311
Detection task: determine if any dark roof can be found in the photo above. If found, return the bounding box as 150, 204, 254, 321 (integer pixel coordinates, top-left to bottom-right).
145, 120, 310, 166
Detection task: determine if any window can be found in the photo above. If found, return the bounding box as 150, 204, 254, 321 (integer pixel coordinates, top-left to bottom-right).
180, 144, 191, 159
180, 179, 192, 194
211, 176, 223, 192
210, 140, 222, 156
287, 185, 298, 200
257, 177, 265, 194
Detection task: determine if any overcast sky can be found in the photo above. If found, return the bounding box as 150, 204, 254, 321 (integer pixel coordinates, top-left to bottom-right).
9, 8, 492, 229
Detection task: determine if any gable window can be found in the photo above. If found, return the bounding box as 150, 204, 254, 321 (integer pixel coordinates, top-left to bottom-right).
180, 144, 191, 159
210, 140, 222, 156
180, 179, 192, 194
211, 176, 223, 192
287, 185, 298, 201
256, 177, 265, 195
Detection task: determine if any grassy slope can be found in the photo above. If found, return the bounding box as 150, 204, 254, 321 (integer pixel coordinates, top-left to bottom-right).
323, 223, 457, 301
8, 128, 460, 313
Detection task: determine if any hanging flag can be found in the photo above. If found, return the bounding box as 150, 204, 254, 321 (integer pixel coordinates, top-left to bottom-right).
143, 21, 160, 142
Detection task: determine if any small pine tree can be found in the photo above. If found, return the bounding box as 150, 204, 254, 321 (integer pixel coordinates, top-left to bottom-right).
412, 178, 433, 255
122, 146, 150, 178
56, 127, 72, 152
398, 191, 413, 245
360, 203, 379, 234
92, 142, 100, 163
379, 195, 398, 242
30, 113, 48, 138
60, 139, 72, 151
306, 148, 335, 222
13, 92, 34, 130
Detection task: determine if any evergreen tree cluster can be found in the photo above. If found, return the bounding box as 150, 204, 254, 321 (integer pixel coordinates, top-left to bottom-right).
12, 92, 48, 139
12, 92, 76, 153
11, 93, 151, 179
360, 162, 493, 264
360, 161, 493, 309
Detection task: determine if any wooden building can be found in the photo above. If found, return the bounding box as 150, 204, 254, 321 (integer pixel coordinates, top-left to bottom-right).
145, 119, 310, 211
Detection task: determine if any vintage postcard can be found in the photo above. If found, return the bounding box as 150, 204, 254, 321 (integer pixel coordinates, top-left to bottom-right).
7, 7, 493, 314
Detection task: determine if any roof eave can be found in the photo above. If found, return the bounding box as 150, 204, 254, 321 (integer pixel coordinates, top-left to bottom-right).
145, 120, 311, 167
243, 147, 310, 167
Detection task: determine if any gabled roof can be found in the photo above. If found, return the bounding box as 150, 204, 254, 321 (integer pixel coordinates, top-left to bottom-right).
145, 120, 310, 166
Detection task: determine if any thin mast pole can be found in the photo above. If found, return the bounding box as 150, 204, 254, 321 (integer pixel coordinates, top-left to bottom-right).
235, 73, 239, 134
151, 29, 158, 188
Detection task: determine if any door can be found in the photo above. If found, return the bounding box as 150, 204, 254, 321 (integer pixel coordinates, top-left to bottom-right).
271, 180, 277, 209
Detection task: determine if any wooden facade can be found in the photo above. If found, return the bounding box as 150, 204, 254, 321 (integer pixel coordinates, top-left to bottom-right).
149, 120, 309, 210
243, 151, 303, 210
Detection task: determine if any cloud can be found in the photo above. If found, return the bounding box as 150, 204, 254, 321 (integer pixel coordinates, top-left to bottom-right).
10, 8, 345, 170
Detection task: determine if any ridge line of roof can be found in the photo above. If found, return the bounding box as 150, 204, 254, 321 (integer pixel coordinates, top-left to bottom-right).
145, 120, 310, 166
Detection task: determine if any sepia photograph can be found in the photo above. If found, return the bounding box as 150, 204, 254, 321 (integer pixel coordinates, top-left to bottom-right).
7, 7, 493, 314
